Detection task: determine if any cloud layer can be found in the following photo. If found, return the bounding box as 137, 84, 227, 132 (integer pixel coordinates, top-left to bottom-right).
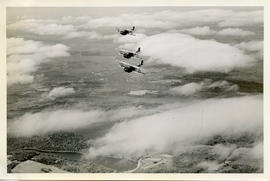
169, 82, 203, 96
7, 19, 117, 40
139, 33, 255, 73
7, 38, 70, 86
86, 95, 262, 157
175, 26, 255, 37
7, 8, 262, 39
235, 40, 263, 60
169, 80, 239, 96
8, 106, 164, 137
8, 19, 76, 35
8, 109, 104, 137
47, 87, 75, 99
235, 40, 263, 52
176, 26, 216, 36
79, 9, 262, 29
216, 28, 255, 36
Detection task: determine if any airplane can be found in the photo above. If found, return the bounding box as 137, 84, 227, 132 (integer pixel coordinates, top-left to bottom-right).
117, 26, 135, 35
117, 59, 144, 74
119, 47, 141, 59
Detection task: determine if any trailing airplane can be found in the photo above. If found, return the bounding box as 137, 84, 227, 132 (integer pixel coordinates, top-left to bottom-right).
119, 47, 141, 59
117, 26, 135, 35
117, 59, 144, 74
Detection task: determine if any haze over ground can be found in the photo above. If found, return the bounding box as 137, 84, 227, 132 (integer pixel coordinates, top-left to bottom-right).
6, 7, 263, 173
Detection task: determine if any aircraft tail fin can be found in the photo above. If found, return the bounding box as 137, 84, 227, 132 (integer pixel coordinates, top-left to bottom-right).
138, 60, 143, 67
136, 47, 141, 53
132, 26, 135, 31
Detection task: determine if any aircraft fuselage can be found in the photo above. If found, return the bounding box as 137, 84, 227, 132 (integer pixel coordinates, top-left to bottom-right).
123, 52, 135, 59
120, 30, 130, 35
124, 66, 136, 73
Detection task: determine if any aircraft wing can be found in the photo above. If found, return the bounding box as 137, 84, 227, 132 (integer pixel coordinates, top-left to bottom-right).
119, 49, 136, 54
119, 61, 134, 68
118, 60, 144, 74
118, 61, 128, 67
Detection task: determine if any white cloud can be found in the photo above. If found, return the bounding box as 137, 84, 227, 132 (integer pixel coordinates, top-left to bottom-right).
8, 9, 262, 37
207, 80, 239, 92
212, 144, 237, 161
216, 28, 255, 36
235, 40, 263, 60
8, 101, 214, 137
115, 33, 147, 52
64, 31, 117, 40
227, 141, 263, 171
77, 9, 262, 29
7, 38, 70, 86
248, 142, 263, 160
171, 27, 255, 37
61, 15, 92, 25
7, 38, 70, 57
128, 90, 158, 96
119, 43, 138, 50
218, 10, 263, 27
8, 18, 117, 40
177, 26, 217, 36
7, 106, 161, 137
196, 161, 220, 172
47, 87, 75, 100
235, 40, 263, 52
7, 38, 43, 55
114, 33, 147, 43
31, 23, 75, 35
139, 33, 255, 73
79, 13, 177, 29
169, 80, 239, 96
86, 95, 262, 157
63, 31, 89, 39
169, 82, 204, 96
8, 109, 104, 137
155, 9, 262, 27
8, 19, 76, 35
229, 142, 263, 161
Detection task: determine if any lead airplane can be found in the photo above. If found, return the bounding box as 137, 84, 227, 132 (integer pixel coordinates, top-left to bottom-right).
117, 26, 135, 36
119, 47, 141, 59
117, 59, 144, 74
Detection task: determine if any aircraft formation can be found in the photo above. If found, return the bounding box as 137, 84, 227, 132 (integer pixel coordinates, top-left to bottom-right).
116, 26, 144, 74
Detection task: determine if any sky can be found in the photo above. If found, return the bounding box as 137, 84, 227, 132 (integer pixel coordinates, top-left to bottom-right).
6, 7, 263, 163
6, 7, 263, 85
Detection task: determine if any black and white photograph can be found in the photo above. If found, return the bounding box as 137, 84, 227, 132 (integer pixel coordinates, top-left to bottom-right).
5, 6, 263, 174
